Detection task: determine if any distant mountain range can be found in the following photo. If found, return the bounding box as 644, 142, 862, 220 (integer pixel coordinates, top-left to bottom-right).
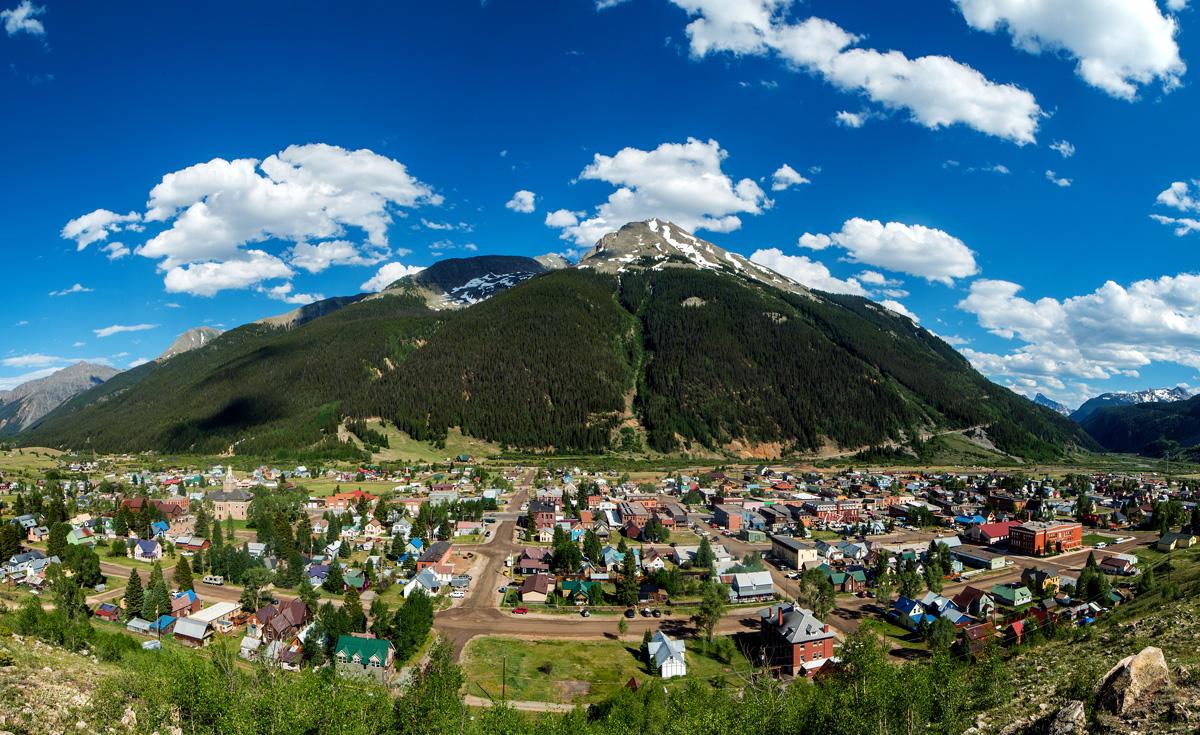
0, 362, 119, 435
18, 220, 1096, 461
1070, 387, 1191, 422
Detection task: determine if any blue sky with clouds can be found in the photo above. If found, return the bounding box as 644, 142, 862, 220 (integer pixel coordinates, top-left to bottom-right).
1, 0, 1199, 409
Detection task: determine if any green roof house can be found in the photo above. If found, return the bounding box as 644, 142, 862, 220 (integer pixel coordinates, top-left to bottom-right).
334, 635, 394, 682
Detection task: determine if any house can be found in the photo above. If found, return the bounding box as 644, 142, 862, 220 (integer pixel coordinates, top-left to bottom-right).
818, 563, 866, 593
1008, 521, 1082, 557
173, 535, 210, 554
953, 547, 1007, 571
560, 578, 601, 604
95, 602, 120, 622
646, 631, 687, 679
67, 527, 96, 548
770, 534, 820, 570
252, 598, 310, 642
726, 571, 774, 602
1155, 532, 1197, 552
969, 521, 1020, 546
758, 603, 837, 677
990, 583, 1033, 608
129, 538, 163, 562
403, 568, 442, 597
171, 589, 202, 617
891, 597, 936, 630
958, 621, 998, 657
173, 616, 213, 647
1100, 555, 1137, 576
325, 490, 378, 512
518, 574, 553, 603
209, 488, 254, 521
334, 635, 394, 682
1021, 567, 1061, 595
515, 548, 552, 575
416, 540, 453, 572
126, 617, 152, 635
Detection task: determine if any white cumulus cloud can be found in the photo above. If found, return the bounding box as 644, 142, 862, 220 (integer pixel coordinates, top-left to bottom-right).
162, 251, 293, 297
360, 262, 426, 292
1050, 140, 1076, 158
770, 163, 810, 191
748, 248, 867, 295
958, 274, 1200, 392
952, 0, 1185, 100
290, 240, 389, 273
66, 143, 439, 296
505, 190, 537, 213
798, 218, 978, 285
1, 0, 45, 36
548, 137, 770, 245
670, 0, 1042, 144
879, 299, 919, 322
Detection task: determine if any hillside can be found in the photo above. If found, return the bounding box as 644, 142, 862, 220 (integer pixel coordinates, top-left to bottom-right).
0, 362, 120, 435
1079, 395, 1200, 456
20, 222, 1095, 460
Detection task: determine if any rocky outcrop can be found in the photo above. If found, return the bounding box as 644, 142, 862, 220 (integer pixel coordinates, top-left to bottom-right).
1096, 646, 1172, 716
1047, 700, 1086, 735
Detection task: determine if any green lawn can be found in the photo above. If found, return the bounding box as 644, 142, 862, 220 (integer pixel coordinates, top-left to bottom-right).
361, 422, 501, 464
1082, 533, 1118, 546
861, 618, 927, 651
460, 636, 752, 704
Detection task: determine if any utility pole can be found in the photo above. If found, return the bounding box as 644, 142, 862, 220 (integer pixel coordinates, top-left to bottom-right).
502, 657, 507, 703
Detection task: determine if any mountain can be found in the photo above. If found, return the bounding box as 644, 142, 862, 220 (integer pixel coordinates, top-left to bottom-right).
1034, 393, 1072, 417
0, 362, 120, 435
157, 327, 223, 361
378, 255, 547, 309
1070, 386, 1191, 422
1078, 393, 1200, 456
20, 221, 1097, 460
579, 219, 806, 295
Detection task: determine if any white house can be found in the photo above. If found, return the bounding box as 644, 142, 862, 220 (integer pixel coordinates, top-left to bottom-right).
647, 630, 686, 679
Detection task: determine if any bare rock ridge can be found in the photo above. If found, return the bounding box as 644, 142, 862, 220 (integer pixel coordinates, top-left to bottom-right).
156, 326, 223, 362
0, 361, 120, 435
577, 218, 810, 295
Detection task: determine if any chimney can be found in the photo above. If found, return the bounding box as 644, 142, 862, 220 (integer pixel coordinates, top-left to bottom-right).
824, 624, 830, 633
777, 606, 783, 626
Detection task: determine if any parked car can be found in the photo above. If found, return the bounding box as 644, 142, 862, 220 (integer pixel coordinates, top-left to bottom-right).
624, 608, 636, 618
450, 590, 465, 599
651, 609, 662, 618
513, 606, 529, 615
201, 575, 224, 586
640, 608, 651, 617
580, 608, 591, 617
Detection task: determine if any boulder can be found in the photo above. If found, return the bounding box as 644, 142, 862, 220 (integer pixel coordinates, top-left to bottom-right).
1047, 700, 1086, 735
1096, 646, 1172, 715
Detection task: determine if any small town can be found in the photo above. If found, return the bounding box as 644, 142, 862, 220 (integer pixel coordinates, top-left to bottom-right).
0, 447, 1190, 717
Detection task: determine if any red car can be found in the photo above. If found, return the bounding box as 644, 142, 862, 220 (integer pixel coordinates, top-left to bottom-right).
513, 606, 529, 615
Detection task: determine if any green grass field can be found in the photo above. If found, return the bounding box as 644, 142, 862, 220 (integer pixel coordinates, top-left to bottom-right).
460, 636, 752, 704
359, 421, 501, 464
1082, 533, 1118, 546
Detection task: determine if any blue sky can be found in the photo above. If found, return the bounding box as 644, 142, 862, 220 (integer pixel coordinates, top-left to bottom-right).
1, 0, 1199, 409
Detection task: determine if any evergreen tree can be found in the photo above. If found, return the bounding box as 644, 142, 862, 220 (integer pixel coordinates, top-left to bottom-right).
694, 536, 716, 572
298, 576, 319, 611
142, 577, 171, 622
344, 587, 367, 633
583, 529, 603, 564
323, 561, 345, 593
123, 568, 144, 620
225, 515, 236, 541
616, 548, 640, 607
173, 553, 194, 592
47, 522, 69, 560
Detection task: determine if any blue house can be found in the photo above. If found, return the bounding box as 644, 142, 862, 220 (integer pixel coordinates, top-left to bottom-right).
150, 520, 170, 537
891, 597, 937, 631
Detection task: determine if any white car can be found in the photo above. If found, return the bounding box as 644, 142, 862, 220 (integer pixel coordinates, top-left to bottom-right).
451, 590, 465, 599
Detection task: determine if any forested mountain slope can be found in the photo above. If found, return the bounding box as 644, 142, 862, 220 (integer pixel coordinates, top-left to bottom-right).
1080, 395, 1200, 456
21, 223, 1095, 460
